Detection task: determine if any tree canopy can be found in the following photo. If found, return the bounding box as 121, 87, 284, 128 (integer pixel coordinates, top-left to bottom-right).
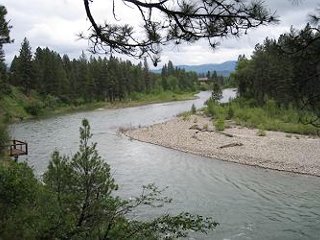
82, 0, 277, 65
9, 39, 198, 104
0, 5, 12, 95
233, 24, 320, 127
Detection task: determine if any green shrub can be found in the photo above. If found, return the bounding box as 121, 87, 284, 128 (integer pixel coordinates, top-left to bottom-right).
205, 99, 215, 117
24, 101, 44, 116
256, 124, 266, 136
178, 111, 191, 121
43, 95, 60, 109
0, 123, 9, 156
264, 99, 277, 117
226, 106, 234, 120
206, 99, 226, 119
0, 161, 45, 239
215, 118, 225, 131
191, 104, 197, 114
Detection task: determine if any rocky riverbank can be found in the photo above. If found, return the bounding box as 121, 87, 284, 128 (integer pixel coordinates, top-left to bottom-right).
125, 115, 320, 176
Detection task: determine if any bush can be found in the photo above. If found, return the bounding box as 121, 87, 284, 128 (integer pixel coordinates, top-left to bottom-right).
264, 99, 277, 117
178, 111, 192, 121
206, 99, 225, 119
226, 106, 234, 120
24, 101, 44, 116
0, 123, 9, 156
215, 118, 225, 131
191, 103, 197, 114
256, 124, 266, 136
211, 97, 319, 135
43, 95, 61, 109
0, 161, 46, 239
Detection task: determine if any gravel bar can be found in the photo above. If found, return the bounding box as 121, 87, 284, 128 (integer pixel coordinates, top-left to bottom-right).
125, 115, 320, 177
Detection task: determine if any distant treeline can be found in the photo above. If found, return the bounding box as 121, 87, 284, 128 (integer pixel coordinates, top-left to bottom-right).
233, 24, 320, 113
197, 70, 235, 88
3, 38, 199, 104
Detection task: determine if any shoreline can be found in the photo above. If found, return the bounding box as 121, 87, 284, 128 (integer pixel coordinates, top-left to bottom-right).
125, 115, 320, 177
8, 92, 198, 124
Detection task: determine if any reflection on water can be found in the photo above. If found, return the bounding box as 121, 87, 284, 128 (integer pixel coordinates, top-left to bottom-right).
10, 90, 320, 240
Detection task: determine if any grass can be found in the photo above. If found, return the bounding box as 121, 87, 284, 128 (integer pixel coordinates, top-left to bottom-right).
1, 87, 198, 122
256, 124, 266, 136
47, 91, 198, 118
178, 111, 192, 121
128, 91, 197, 104
205, 98, 319, 135
214, 119, 225, 131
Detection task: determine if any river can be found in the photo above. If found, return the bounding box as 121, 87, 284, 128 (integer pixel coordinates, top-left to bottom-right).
10, 89, 320, 240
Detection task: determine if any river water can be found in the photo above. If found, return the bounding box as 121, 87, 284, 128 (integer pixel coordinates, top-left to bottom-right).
10, 89, 320, 240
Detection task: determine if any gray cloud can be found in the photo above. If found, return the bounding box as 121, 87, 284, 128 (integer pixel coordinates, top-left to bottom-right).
2, 0, 319, 68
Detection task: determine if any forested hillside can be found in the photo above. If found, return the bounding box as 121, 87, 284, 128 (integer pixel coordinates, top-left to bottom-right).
234, 24, 320, 113
0, 37, 199, 154
8, 38, 198, 104
0, 37, 199, 122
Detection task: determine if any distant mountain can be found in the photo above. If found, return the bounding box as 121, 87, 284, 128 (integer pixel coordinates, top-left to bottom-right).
151, 60, 237, 76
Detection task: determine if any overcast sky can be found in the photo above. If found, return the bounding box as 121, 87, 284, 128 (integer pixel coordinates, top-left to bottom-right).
2, 0, 318, 68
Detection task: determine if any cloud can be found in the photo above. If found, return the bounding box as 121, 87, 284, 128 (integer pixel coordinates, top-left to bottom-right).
2, 0, 319, 67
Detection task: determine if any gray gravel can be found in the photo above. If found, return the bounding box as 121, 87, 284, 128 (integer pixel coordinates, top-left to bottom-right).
126, 115, 320, 176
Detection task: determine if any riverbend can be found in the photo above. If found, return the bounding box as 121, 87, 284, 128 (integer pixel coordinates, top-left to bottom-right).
10, 90, 320, 240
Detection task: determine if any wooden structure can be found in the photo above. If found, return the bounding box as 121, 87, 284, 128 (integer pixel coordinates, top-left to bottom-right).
7, 139, 28, 161
198, 77, 208, 82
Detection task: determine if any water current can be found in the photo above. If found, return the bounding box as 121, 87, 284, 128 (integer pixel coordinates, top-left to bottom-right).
10, 89, 320, 240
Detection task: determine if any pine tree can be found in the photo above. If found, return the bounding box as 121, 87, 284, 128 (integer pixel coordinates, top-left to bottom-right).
143, 58, 151, 93
0, 5, 13, 96
14, 38, 34, 94
41, 119, 218, 239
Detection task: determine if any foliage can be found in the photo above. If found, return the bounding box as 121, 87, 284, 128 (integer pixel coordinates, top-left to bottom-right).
9, 42, 199, 104
256, 127, 266, 137
161, 62, 198, 92
129, 90, 196, 103
0, 5, 12, 46
207, 98, 319, 135
178, 111, 192, 121
191, 104, 196, 114
0, 5, 13, 98
24, 100, 45, 116
205, 99, 225, 119
82, 0, 276, 65
215, 119, 225, 132
0, 120, 218, 239
10, 38, 34, 94
0, 86, 60, 121
226, 106, 234, 120
0, 4, 12, 156
211, 82, 223, 102
233, 24, 320, 127
0, 161, 53, 239
0, 123, 8, 156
